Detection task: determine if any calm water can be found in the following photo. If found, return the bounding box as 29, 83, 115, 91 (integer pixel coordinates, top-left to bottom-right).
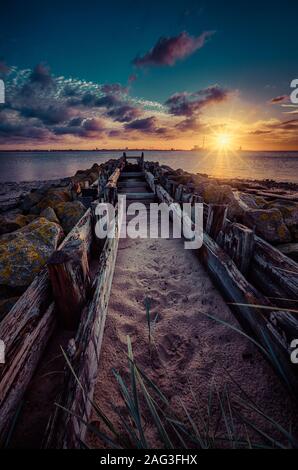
0, 150, 298, 183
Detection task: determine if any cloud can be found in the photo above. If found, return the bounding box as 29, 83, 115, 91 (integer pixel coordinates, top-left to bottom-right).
270, 95, 289, 104
101, 83, 128, 95
20, 105, 74, 125
175, 117, 202, 131
132, 31, 214, 67
165, 85, 231, 117
29, 63, 55, 88
107, 105, 142, 122
53, 117, 106, 138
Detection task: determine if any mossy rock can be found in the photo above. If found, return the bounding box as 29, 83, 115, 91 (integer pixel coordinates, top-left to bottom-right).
0, 213, 37, 236
40, 207, 60, 224
37, 187, 71, 210
55, 201, 86, 234
267, 201, 298, 228
0, 217, 64, 289
203, 184, 234, 204
243, 209, 292, 244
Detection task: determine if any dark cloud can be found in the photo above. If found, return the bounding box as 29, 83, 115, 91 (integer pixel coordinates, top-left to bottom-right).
20, 105, 73, 125
175, 117, 201, 131
165, 85, 230, 117
78, 93, 123, 109
0, 118, 53, 143
270, 95, 289, 104
251, 119, 298, 136
53, 117, 105, 138
124, 116, 169, 136
133, 31, 214, 67
107, 105, 142, 123
29, 64, 54, 88
101, 83, 128, 95
125, 116, 157, 132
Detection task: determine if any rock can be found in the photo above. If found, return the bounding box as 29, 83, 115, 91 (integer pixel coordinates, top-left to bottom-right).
21, 191, 44, 212
266, 201, 298, 241
202, 184, 234, 204
37, 187, 71, 211
40, 207, 60, 224
243, 209, 292, 244
0, 296, 19, 321
267, 200, 298, 225
55, 201, 86, 234
0, 213, 33, 235
0, 217, 64, 289
238, 193, 267, 209
277, 243, 298, 262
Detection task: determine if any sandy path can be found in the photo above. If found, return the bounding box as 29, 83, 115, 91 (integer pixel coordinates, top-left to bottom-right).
89, 231, 297, 448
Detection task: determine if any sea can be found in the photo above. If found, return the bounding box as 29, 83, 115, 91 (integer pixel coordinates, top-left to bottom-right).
0, 150, 298, 183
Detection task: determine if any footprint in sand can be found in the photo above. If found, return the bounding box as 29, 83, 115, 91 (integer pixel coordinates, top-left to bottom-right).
158, 333, 194, 369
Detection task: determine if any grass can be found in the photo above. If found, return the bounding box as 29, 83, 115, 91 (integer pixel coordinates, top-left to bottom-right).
59, 335, 298, 450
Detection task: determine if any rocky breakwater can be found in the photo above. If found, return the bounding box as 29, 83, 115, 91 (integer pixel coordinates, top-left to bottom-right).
146, 162, 298, 259
0, 162, 103, 320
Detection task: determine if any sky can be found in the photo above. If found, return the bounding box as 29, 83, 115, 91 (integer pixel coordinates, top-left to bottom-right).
0, 0, 298, 150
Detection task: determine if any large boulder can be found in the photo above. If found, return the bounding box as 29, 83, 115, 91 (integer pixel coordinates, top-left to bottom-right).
21, 191, 44, 212
201, 184, 244, 220
266, 200, 298, 241
202, 184, 234, 204
55, 201, 86, 234
40, 207, 60, 224
0, 218, 64, 289
243, 209, 292, 244
0, 213, 36, 236
37, 187, 71, 211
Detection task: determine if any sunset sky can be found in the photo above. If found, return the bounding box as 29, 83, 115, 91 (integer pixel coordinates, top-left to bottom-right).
1, 0, 298, 150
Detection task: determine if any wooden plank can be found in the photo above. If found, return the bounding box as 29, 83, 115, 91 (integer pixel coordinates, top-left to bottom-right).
0, 304, 56, 444
121, 192, 155, 200
121, 172, 145, 178
47, 240, 91, 330
44, 211, 121, 449
218, 222, 255, 275
251, 235, 298, 301
206, 204, 228, 240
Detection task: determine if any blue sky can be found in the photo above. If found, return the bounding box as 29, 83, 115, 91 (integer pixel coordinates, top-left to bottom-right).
1, 0, 298, 149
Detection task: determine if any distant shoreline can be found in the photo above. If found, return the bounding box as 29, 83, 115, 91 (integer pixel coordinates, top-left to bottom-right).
1, 149, 298, 153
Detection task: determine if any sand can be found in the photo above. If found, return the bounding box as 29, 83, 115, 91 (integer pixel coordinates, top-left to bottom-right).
88, 230, 298, 449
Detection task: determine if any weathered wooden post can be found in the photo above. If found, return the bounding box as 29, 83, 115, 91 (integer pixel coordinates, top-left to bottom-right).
47, 239, 91, 330
219, 222, 255, 275
206, 204, 228, 241
140, 152, 144, 171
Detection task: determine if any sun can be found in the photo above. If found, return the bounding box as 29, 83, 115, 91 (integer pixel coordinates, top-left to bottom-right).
215, 133, 233, 150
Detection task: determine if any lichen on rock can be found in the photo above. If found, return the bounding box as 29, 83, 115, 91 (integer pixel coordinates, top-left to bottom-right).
0, 217, 64, 289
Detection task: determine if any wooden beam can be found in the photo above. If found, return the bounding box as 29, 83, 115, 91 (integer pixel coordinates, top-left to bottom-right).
218, 222, 255, 275
47, 240, 91, 330
44, 214, 120, 448
206, 204, 228, 240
